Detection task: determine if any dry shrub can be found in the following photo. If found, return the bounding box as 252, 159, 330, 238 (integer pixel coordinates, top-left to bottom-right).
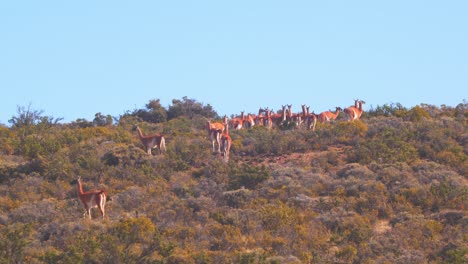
337, 163, 375, 180
9, 199, 59, 224
221, 187, 254, 208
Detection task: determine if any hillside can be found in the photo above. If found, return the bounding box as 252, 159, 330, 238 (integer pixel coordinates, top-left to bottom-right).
0, 100, 466, 264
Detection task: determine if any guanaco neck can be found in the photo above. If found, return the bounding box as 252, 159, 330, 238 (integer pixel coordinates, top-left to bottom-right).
281, 106, 287, 121
334, 108, 341, 116
77, 179, 84, 195
136, 127, 144, 139
224, 123, 229, 135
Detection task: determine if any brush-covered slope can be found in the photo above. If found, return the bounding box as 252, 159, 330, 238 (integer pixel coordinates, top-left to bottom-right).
0, 101, 466, 263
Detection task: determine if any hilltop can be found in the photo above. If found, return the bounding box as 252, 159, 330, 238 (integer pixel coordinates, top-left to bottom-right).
0, 98, 466, 263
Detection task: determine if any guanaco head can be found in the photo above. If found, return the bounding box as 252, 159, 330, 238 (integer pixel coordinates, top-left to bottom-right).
69, 175, 81, 185
205, 119, 214, 131
353, 99, 359, 107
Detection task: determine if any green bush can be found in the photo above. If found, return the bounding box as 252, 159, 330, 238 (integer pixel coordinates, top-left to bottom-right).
228, 164, 270, 190
259, 201, 297, 232
347, 119, 418, 164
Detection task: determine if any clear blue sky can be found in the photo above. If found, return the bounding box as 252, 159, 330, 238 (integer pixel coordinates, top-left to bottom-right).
1, 1, 466, 124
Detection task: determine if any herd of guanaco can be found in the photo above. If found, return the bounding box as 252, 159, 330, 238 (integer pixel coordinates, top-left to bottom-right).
75, 99, 365, 219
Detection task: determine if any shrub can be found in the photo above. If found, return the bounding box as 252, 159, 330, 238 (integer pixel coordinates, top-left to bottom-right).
337, 163, 375, 180
9, 199, 59, 224
167, 96, 218, 120
92, 112, 114, 126
429, 179, 467, 210
112, 216, 156, 244
439, 243, 467, 264
347, 120, 418, 164
0, 126, 14, 155
221, 188, 253, 208
163, 116, 197, 136
258, 201, 297, 232
235, 250, 267, 264
135, 99, 168, 123
330, 121, 368, 144
228, 164, 270, 190
335, 245, 358, 263
366, 103, 407, 118
0, 223, 33, 263
405, 106, 431, 121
